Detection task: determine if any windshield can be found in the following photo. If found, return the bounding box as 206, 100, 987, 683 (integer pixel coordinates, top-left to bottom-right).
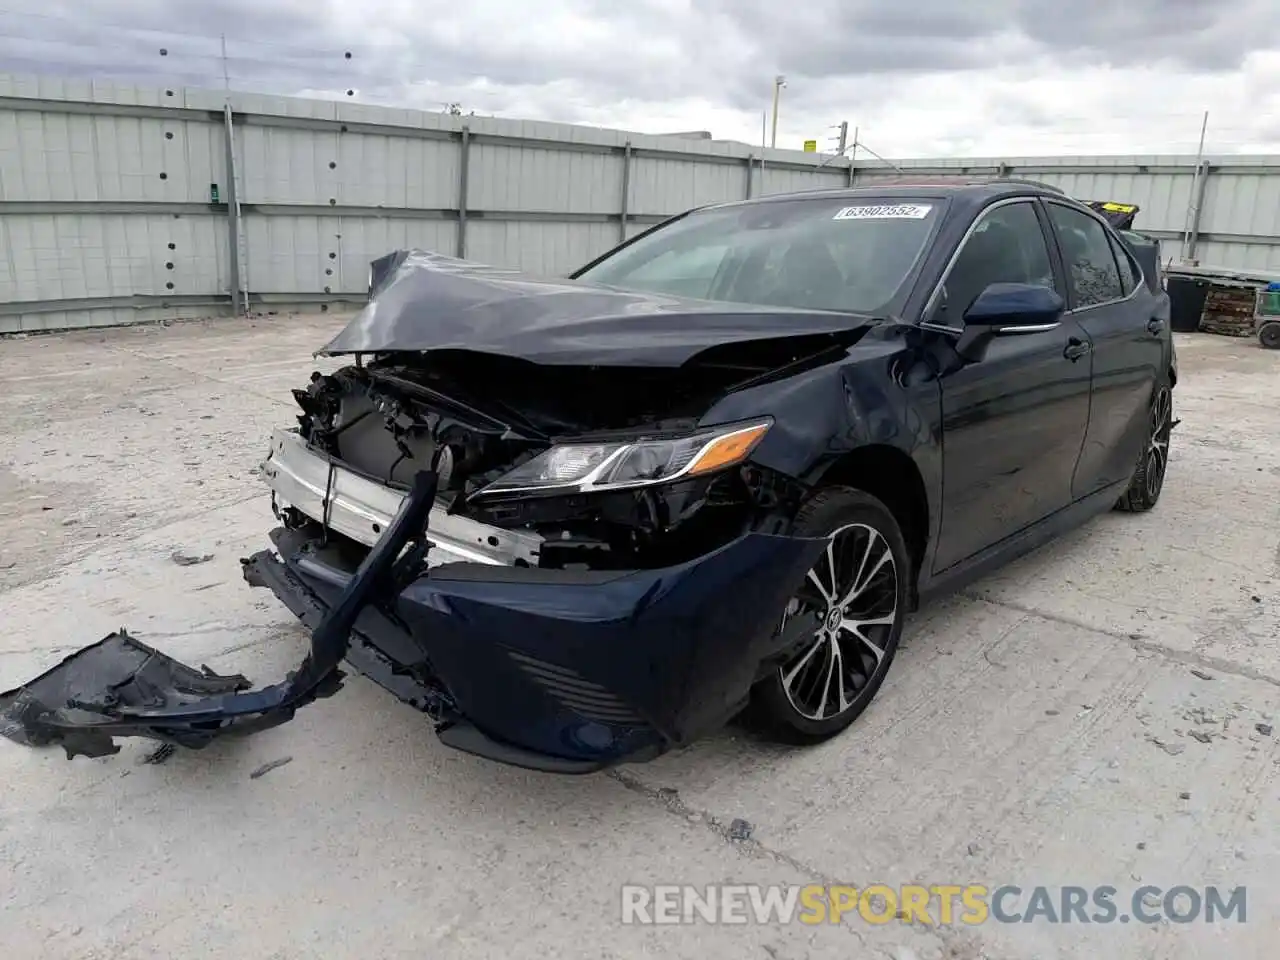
575, 196, 943, 315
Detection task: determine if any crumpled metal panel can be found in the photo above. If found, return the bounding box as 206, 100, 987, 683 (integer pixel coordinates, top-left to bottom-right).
319, 249, 870, 365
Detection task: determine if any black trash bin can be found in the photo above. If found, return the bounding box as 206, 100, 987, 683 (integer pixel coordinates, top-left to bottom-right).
1167, 276, 1210, 333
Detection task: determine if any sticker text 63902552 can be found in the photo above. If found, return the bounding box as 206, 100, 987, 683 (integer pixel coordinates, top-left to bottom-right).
832, 204, 933, 221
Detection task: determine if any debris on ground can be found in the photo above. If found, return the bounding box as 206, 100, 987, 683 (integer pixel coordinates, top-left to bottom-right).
1257, 723, 1273, 737
140, 743, 177, 765
728, 818, 753, 842
1188, 730, 1214, 744
1190, 669, 1214, 680
249, 756, 294, 779
1178, 791, 1191, 800
1145, 734, 1185, 756
967, 842, 982, 856
170, 551, 214, 566
656, 787, 679, 803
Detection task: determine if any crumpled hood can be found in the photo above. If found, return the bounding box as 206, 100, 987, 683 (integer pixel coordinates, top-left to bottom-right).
320, 250, 875, 366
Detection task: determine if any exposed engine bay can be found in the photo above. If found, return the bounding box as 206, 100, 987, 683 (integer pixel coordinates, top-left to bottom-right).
282, 347, 826, 572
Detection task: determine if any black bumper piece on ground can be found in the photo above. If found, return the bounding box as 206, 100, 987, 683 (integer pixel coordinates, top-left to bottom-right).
0, 470, 441, 760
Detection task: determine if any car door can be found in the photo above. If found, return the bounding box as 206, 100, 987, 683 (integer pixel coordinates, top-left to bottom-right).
928, 198, 1094, 573
1042, 200, 1164, 498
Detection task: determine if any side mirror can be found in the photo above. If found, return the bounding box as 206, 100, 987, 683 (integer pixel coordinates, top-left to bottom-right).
955, 283, 1065, 361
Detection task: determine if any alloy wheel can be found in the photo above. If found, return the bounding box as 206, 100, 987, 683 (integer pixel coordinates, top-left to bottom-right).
1146, 386, 1171, 500
778, 522, 899, 721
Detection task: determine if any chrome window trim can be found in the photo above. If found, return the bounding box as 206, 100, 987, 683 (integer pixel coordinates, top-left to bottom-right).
996, 322, 1061, 335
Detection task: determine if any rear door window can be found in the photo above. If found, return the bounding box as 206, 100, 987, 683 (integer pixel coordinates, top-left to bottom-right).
1046, 203, 1125, 308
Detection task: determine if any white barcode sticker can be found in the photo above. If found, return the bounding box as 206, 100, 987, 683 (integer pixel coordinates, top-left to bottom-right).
832, 204, 933, 220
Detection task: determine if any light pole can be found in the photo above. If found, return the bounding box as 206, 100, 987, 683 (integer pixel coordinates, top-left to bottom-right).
770, 74, 786, 148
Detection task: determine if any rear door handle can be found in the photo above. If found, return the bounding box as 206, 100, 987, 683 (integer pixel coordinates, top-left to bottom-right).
1147, 317, 1165, 334
1064, 337, 1091, 361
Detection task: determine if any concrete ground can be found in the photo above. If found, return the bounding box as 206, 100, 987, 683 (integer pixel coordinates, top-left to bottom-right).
1, 315, 1277, 960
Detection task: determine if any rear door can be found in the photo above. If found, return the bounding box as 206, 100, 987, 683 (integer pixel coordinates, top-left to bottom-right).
1043, 200, 1164, 498
930, 198, 1094, 572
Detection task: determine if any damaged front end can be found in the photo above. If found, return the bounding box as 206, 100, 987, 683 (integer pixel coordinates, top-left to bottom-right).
250, 348, 831, 770
288, 350, 815, 570
1, 348, 833, 771
2, 251, 867, 771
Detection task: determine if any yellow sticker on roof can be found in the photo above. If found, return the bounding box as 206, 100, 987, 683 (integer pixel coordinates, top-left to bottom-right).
1100, 202, 1137, 213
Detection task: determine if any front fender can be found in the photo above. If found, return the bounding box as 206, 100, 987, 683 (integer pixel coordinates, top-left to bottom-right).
699, 332, 942, 507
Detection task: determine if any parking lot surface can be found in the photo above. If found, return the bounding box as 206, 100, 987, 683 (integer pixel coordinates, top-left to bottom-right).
2, 315, 1277, 959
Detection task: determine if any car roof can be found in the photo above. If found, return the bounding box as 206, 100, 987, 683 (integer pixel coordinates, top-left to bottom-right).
706, 177, 1069, 212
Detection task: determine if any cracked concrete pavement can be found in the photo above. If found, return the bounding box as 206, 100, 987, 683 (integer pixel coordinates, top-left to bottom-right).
1, 316, 1277, 959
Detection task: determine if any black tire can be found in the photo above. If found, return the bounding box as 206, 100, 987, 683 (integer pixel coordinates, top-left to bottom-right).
1115, 380, 1173, 513
753, 486, 910, 744
1260, 321, 1280, 350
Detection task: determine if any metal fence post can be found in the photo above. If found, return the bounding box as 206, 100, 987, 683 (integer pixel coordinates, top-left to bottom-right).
847, 127, 858, 187
222, 103, 245, 315
619, 141, 632, 243
457, 126, 471, 259
1186, 161, 1211, 263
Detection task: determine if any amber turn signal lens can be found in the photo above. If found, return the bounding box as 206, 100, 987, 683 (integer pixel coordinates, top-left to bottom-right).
686, 422, 771, 476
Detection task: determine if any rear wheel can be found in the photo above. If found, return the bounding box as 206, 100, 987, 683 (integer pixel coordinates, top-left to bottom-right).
1115, 381, 1172, 513
754, 487, 910, 743
1260, 320, 1280, 350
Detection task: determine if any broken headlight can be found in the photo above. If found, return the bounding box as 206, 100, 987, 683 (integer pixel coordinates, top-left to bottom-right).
476, 419, 772, 497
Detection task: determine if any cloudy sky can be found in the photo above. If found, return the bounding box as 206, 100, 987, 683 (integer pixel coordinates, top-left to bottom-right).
2, 0, 1278, 157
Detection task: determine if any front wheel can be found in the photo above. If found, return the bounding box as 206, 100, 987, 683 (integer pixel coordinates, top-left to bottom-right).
1115, 381, 1172, 513
753, 486, 910, 744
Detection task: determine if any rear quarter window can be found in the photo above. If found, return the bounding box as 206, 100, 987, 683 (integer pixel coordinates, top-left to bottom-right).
1108, 233, 1140, 295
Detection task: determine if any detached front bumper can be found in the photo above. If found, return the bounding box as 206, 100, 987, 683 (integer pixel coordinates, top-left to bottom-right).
248, 520, 825, 772
1, 435, 825, 773
254, 430, 826, 769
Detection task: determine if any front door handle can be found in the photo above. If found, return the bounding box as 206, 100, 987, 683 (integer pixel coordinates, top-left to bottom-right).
1147, 317, 1165, 335
1064, 337, 1091, 361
